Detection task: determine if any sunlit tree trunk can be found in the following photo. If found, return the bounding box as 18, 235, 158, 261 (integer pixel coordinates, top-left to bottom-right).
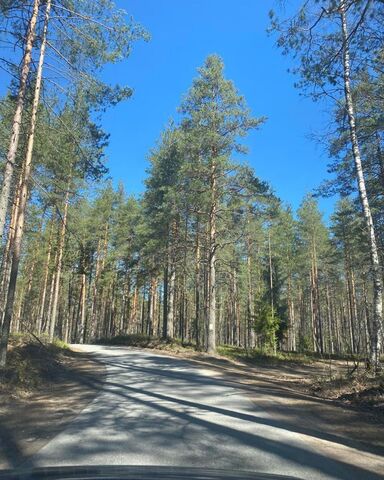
0, 0, 40, 242
77, 272, 87, 343
194, 221, 201, 347
0, 0, 51, 366
36, 220, 53, 334
0, 177, 21, 326
167, 264, 175, 338
207, 159, 217, 354
340, 1, 383, 371
50, 188, 69, 341
247, 247, 256, 348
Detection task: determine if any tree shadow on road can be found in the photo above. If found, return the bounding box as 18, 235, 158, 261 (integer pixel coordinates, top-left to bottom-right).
22, 348, 383, 480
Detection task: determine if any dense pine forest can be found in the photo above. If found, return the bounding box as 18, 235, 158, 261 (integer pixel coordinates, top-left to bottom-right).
0, 0, 383, 374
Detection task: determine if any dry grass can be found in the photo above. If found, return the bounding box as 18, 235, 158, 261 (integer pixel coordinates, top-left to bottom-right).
309, 371, 384, 411
0, 334, 72, 399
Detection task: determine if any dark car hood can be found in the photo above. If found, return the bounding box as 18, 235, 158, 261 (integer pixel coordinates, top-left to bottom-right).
0, 466, 302, 480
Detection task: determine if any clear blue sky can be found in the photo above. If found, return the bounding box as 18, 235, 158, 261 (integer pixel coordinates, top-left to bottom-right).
100, 0, 336, 218
0, 1, 336, 218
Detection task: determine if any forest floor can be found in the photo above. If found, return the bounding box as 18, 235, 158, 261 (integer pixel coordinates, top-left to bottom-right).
0, 335, 105, 469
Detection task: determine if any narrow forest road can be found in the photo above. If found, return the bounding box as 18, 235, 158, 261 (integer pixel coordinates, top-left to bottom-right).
26, 345, 384, 480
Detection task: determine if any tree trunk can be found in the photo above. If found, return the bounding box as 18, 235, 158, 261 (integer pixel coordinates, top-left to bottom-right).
268, 229, 274, 315
167, 264, 175, 338
148, 277, 157, 336
340, 1, 383, 371
78, 273, 87, 343
0, 0, 52, 366
162, 265, 168, 338
49, 188, 69, 341
0, 0, 40, 242
89, 238, 101, 339
36, 220, 53, 334
194, 222, 201, 347
247, 245, 256, 348
207, 162, 217, 353
325, 283, 334, 355
287, 275, 296, 351
0, 176, 21, 325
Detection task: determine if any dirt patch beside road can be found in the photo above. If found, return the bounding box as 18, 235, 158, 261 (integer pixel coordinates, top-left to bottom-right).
0, 340, 105, 469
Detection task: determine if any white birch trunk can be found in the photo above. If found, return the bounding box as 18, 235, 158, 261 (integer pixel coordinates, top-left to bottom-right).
207, 162, 217, 353
340, 1, 383, 371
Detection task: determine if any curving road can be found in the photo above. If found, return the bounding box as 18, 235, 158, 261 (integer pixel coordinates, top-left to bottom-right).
27, 345, 384, 480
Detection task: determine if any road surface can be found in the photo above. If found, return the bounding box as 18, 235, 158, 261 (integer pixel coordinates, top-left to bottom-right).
26, 345, 384, 479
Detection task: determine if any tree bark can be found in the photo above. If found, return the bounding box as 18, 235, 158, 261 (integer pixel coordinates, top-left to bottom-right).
207, 161, 217, 353
0, 0, 51, 366
0, 0, 40, 242
340, 1, 383, 371
49, 188, 69, 341
0, 175, 21, 325
194, 221, 201, 347
268, 229, 274, 315
78, 272, 87, 343
167, 263, 175, 338
247, 243, 256, 348
36, 220, 53, 334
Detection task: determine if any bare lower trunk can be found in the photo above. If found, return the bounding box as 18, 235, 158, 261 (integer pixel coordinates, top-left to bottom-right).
340, 2, 383, 371
247, 246, 256, 348
0, 0, 40, 242
0, 1, 51, 366
194, 223, 201, 347
49, 189, 69, 341
89, 239, 102, 339
148, 277, 157, 336
326, 283, 334, 355
207, 162, 217, 354
78, 273, 86, 343
167, 264, 175, 338
0, 179, 21, 325
36, 221, 53, 334
268, 230, 274, 314
287, 275, 296, 351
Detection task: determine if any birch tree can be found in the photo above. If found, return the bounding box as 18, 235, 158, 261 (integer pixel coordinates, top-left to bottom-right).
271, 0, 384, 371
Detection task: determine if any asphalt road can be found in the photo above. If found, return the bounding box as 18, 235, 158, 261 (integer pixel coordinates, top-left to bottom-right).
26, 345, 384, 480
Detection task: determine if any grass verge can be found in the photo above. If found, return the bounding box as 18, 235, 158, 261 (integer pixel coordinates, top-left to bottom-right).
216, 345, 314, 365
95, 334, 316, 365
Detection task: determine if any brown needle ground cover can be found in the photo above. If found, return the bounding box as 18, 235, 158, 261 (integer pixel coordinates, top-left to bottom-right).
0, 335, 105, 469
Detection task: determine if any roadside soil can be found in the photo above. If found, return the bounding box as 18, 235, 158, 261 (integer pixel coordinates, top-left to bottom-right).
0, 345, 105, 469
